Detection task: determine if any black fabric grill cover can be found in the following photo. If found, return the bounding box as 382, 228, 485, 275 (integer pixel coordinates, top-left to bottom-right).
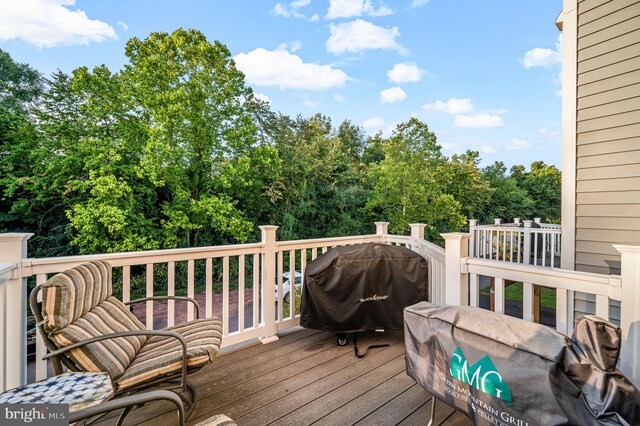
404, 302, 640, 426
300, 243, 428, 333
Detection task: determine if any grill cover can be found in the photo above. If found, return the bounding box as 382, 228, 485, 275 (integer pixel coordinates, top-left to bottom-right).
300, 243, 428, 333
404, 302, 640, 426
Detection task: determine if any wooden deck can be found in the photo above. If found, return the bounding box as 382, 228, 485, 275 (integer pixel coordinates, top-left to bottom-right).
100, 327, 472, 426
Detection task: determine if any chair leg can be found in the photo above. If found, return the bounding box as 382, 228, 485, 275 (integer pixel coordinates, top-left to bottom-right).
427, 396, 437, 426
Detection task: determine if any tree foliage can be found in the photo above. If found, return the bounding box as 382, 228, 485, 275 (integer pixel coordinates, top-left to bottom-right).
0, 34, 562, 256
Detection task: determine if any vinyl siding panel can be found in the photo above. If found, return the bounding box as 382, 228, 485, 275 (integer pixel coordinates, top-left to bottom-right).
578, 98, 640, 121
577, 137, 640, 155
578, 2, 640, 37
575, 0, 639, 328
576, 176, 640, 191
577, 81, 640, 108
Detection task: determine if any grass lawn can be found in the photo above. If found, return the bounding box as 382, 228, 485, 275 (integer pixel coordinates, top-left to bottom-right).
480, 281, 556, 309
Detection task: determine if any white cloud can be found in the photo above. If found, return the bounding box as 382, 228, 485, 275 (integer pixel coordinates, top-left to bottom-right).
333, 93, 345, 101
309, 13, 320, 21
411, 0, 429, 7
234, 48, 350, 90
0, 0, 117, 48
253, 92, 272, 104
273, 0, 311, 19
277, 40, 302, 52
481, 146, 497, 154
326, 0, 393, 19
506, 138, 532, 150
387, 62, 424, 83
454, 114, 505, 128
441, 143, 458, 150
522, 34, 562, 69
362, 116, 385, 129
303, 99, 318, 108
538, 127, 547, 135
327, 19, 407, 55
380, 87, 407, 103
423, 98, 474, 114
117, 21, 128, 31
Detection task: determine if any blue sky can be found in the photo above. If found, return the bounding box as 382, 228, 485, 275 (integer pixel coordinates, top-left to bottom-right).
0, 0, 564, 168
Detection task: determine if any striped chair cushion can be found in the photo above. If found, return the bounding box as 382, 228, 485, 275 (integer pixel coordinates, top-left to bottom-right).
49, 296, 147, 379
42, 261, 113, 333
116, 317, 222, 391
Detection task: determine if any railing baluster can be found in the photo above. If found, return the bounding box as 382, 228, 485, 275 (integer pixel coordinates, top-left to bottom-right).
523, 282, 534, 322
289, 250, 295, 319
146, 263, 154, 330
502, 231, 506, 261
122, 265, 131, 303
35, 274, 48, 380
595, 294, 609, 321
469, 273, 479, 307
187, 259, 195, 322
277, 251, 283, 321
205, 258, 212, 319
238, 255, 245, 332
253, 253, 260, 329
222, 256, 229, 336
509, 231, 514, 262
556, 288, 569, 335
167, 261, 175, 327
312, 247, 317, 260
494, 277, 505, 314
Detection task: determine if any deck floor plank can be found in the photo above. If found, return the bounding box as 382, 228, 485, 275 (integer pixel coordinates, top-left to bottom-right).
94, 327, 468, 426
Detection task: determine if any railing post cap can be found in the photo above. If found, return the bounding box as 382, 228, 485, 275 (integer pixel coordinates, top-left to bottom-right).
441, 232, 472, 241
523, 220, 533, 228
468, 219, 478, 226
533, 218, 542, 223
513, 218, 520, 223
374, 221, 390, 226
409, 223, 426, 227
494, 218, 502, 225
613, 244, 640, 255
0, 233, 34, 242
259, 225, 279, 231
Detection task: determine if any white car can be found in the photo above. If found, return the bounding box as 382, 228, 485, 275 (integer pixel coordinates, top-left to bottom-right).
275, 271, 303, 303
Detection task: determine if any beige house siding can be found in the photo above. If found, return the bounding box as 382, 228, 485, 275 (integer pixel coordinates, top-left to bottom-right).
574, 0, 640, 323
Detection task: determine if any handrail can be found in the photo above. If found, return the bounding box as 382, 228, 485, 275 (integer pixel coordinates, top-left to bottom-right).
464, 257, 622, 300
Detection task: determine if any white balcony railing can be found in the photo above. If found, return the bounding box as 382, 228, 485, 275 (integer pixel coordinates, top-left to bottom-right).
0, 223, 445, 392
469, 218, 562, 267
443, 232, 640, 388
1, 224, 639, 393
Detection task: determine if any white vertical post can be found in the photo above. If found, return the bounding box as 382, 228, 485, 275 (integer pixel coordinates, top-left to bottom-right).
533, 218, 542, 224
522, 220, 532, 265
468, 219, 477, 257
494, 218, 502, 226
0, 233, 32, 392
614, 244, 640, 387
442, 233, 471, 307
409, 223, 426, 240
513, 218, 521, 225
259, 226, 279, 344
375, 221, 389, 237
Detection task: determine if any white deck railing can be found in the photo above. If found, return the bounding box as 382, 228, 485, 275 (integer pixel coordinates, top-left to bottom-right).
443, 233, 639, 388
0, 222, 446, 392
469, 218, 562, 267
2, 226, 638, 391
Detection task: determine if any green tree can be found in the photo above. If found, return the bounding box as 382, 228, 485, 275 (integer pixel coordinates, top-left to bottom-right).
479, 161, 534, 223
366, 118, 465, 239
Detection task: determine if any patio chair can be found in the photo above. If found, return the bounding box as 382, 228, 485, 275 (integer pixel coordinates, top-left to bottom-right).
29, 260, 223, 424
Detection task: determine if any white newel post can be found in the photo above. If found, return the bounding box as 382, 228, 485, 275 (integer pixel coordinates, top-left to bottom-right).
375, 221, 389, 237
259, 226, 279, 344
409, 223, 426, 240
442, 233, 471, 307
522, 220, 532, 265
468, 219, 477, 257
494, 218, 502, 226
513, 218, 521, 225
614, 244, 640, 387
533, 217, 542, 224
0, 233, 32, 392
